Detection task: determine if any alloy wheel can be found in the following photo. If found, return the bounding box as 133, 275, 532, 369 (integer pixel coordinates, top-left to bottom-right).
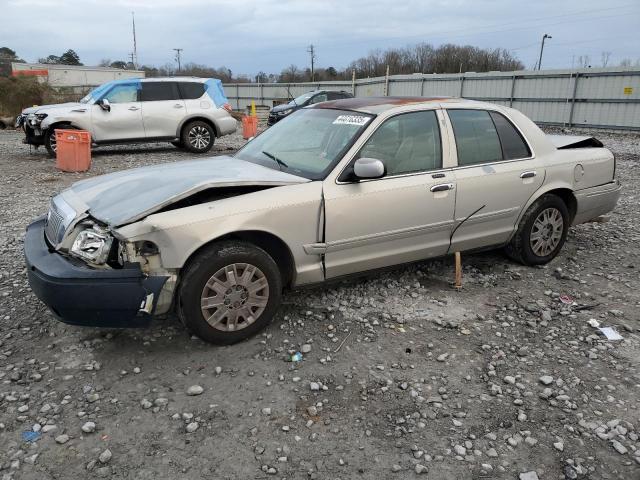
49, 131, 57, 153
188, 125, 211, 150
530, 207, 564, 256
200, 263, 269, 332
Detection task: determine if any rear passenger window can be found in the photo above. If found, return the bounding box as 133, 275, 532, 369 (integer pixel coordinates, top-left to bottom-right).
178, 82, 205, 100
448, 110, 502, 166
140, 82, 180, 101
489, 111, 531, 159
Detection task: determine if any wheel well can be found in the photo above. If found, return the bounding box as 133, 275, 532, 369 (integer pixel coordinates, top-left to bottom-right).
546, 188, 577, 222
46, 121, 72, 134
187, 231, 295, 289
181, 117, 220, 138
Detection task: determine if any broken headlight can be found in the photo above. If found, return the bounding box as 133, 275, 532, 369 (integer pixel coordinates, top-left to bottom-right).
70, 225, 114, 264
27, 113, 47, 126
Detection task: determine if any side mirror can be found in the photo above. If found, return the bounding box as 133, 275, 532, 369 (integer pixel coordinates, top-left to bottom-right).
99, 98, 111, 112
353, 157, 385, 179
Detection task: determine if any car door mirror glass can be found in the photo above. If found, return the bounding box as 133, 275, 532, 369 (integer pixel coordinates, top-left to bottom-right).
354, 157, 385, 179
99, 98, 111, 112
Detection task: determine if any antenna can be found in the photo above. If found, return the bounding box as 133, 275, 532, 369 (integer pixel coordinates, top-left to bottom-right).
131, 11, 138, 68
173, 48, 183, 72
307, 44, 316, 82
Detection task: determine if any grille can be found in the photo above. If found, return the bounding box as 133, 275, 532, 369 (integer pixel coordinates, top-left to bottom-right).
45, 206, 64, 245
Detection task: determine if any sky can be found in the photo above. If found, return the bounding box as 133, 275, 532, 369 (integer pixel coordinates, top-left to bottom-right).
1, 0, 639, 76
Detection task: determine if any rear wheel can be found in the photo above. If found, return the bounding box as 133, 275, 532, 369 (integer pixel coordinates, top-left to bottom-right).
178, 242, 282, 344
181, 120, 215, 153
505, 194, 569, 265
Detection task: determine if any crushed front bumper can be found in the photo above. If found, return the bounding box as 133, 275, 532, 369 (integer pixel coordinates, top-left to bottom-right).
24, 217, 168, 328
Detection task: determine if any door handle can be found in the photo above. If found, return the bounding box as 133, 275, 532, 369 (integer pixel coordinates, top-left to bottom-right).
520, 170, 537, 179
128, 106, 140, 111
174, 104, 184, 108
430, 183, 455, 193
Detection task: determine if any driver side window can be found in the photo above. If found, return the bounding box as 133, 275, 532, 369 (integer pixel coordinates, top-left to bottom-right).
310, 93, 328, 104
102, 84, 139, 104
357, 110, 442, 176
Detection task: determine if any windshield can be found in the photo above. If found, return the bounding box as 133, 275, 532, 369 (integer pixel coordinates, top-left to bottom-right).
234, 108, 373, 180
291, 92, 315, 105
79, 81, 115, 104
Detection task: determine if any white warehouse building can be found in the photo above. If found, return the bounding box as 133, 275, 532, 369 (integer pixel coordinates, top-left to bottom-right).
11, 62, 145, 90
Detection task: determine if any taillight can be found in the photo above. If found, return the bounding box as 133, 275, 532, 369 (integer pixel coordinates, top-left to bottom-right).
223, 103, 232, 112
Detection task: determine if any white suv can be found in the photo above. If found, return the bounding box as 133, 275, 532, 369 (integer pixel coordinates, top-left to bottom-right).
16, 77, 237, 157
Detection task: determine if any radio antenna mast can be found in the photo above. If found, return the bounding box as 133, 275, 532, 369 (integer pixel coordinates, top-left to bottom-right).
131, 11, 138, 68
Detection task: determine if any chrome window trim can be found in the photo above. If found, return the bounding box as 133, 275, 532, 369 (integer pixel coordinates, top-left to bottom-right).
334, 108, 446, 185
443, 108, 536, 170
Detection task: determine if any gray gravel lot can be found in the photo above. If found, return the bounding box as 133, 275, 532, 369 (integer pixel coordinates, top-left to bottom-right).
0, 127, 638, 480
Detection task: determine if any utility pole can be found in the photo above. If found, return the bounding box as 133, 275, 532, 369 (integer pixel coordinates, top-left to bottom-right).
307, 44, 316, 82
173, 48, 183, 73
537, 34, 552, 70
131, 12, 138, 68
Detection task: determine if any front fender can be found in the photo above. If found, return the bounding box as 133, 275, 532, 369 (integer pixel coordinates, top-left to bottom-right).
41, 114, 92, 134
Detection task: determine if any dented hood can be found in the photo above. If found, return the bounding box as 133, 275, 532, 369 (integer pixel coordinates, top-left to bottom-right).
62, 155, 308, 226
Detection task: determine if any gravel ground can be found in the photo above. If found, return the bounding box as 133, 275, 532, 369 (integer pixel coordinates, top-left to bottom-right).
0, 127, 638, 480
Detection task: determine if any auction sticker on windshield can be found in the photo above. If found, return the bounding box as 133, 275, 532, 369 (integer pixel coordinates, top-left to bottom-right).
333, 115, 371, 126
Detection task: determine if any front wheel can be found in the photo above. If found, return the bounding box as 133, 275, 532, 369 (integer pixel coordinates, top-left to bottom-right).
505, 194, 569, 266
178, 242, 282, 344
181, 121, 215, 153
44, 128, 58, 158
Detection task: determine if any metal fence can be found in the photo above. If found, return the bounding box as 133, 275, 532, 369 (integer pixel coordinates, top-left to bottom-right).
224, 67, 640, 131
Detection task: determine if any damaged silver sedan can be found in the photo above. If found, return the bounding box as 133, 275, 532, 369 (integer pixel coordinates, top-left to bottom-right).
24, 97, 621, 344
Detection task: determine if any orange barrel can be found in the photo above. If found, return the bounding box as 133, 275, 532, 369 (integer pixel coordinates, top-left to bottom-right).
241, 116, 258, 139
55, 129, 91, 172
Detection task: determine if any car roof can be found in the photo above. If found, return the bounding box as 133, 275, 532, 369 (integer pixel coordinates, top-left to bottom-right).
310, 96, 485, 114
140, 77, 210, 83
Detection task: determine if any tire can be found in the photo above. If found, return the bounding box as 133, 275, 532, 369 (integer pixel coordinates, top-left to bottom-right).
178, 241, 282, 344
44, 125, 74, 158
181, 120, 215, 153
44, 127, 59, 158
505, 194, 570, 266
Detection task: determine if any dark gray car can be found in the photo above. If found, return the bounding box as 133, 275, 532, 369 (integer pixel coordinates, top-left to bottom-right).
267, 90, 352, 125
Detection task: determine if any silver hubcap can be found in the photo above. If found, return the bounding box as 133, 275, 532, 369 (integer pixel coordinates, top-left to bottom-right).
200, 263, 269, 332
530, 207, 564, 257
188, 126, 211, 150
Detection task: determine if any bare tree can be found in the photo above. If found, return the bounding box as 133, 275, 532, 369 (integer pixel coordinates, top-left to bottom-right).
577, 55, 591, 68
601, 51, 612, 68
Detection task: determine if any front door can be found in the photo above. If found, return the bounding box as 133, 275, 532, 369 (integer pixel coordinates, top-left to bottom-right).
92, 82, 144, 141
140, 81, 185, 138
445, 108, 545, 252
323, 110, 456, 279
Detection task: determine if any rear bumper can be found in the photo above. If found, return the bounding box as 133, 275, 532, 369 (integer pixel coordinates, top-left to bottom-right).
573, 180, 621, 225
216, 115, 237, 136
24, 217, 168, 328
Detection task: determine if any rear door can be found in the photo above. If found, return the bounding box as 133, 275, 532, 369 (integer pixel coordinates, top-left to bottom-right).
140, 81, 185, 138
92, 82, 144, 141
178, 81, 207, 114
446, 108, 545, 252
323, 109, 456, 278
